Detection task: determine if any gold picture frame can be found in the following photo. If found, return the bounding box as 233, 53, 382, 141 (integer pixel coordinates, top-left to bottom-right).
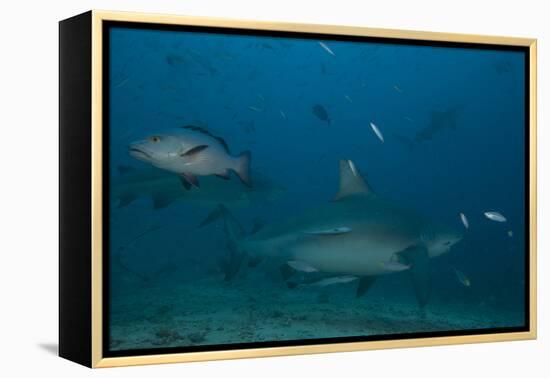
59, 10, 537, 368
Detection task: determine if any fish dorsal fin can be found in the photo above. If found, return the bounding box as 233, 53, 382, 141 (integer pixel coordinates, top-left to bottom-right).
334, 160, 374, 200
182, 125, 230, 153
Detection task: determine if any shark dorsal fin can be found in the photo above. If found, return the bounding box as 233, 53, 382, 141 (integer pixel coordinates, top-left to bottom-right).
334, 160, 374, 201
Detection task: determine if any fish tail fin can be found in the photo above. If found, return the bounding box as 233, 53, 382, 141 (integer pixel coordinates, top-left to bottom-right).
218, 205, 248, 281
233, 151, 252, 187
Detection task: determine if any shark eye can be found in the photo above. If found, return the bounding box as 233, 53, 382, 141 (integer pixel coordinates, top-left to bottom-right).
149, 136, 161, 143
444, 241, 451, 246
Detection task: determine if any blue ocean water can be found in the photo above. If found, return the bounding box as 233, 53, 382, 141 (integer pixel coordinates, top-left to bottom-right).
107, 26, 526, 352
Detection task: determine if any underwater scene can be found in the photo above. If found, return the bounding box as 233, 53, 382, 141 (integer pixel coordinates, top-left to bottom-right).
107, 25, 527, 353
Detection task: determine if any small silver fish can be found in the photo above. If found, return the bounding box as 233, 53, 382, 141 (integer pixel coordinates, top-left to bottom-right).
344, 95, 353, 103
129, 125, 251, 190
318, 41, 335, 56
113, 76, 130, 89
393, 85, 403, 93
280, 110, 287, 120
370, 122, 384, 143
287, 260, 318, 273
508, 230, 514, 237
484, 211, 507, 222
404, 116, 414, 123
460, 213, 469, 229
452, 267, 471, 287
312, 275, 358, 287
247, 106, 263, 112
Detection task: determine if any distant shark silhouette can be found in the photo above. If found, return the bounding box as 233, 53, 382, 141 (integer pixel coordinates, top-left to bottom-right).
112, 165, 284, 211
394, 106, 462, 150
206, 160, 462, 307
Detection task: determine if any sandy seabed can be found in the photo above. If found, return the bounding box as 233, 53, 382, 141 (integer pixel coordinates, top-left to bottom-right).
108, 271, 523, 351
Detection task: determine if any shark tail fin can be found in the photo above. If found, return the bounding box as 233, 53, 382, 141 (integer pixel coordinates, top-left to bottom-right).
217, 205, 248, 281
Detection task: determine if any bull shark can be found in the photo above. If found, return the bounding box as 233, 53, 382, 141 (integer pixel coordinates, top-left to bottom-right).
111, 165, 284, 211
215, 160, 462, 307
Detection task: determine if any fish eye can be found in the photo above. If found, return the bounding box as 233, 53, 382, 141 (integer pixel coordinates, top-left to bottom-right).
444, 241, 451, 246
149, 136, 161, 143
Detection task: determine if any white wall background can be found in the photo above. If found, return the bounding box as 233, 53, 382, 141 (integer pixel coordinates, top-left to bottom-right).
0, 0, 547, 376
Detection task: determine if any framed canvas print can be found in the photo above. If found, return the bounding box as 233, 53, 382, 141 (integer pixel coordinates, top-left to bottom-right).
59, 10, 537, 368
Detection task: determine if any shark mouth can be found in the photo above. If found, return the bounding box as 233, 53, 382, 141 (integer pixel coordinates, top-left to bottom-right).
128, 147, 152, 159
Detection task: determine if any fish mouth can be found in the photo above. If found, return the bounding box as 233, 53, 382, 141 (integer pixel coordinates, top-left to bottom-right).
128, 147, 152, 160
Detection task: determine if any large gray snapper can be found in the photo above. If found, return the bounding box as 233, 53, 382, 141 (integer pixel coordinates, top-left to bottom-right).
129, 125, 251, 190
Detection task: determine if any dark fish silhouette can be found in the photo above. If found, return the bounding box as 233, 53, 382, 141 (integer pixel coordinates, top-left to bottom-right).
165, 54, 184, 67
394, 106, 462, 150
392, 133, 415, 151
493, 59, 512, 75
188, 50, 217, 76
165, 51, 217, 75
312, 104, 331, 125
414, 108, 459, 143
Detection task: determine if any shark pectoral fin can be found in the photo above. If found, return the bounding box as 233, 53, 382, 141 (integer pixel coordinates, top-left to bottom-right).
303, 227, 352, 235
178, 175, 192, 190
356, 276, 377, 298
398, 245, 430, 308
152, 195, 176, 210
280, 263, 296, 281
179, 173, 199, 189
117, 194, 137, 208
